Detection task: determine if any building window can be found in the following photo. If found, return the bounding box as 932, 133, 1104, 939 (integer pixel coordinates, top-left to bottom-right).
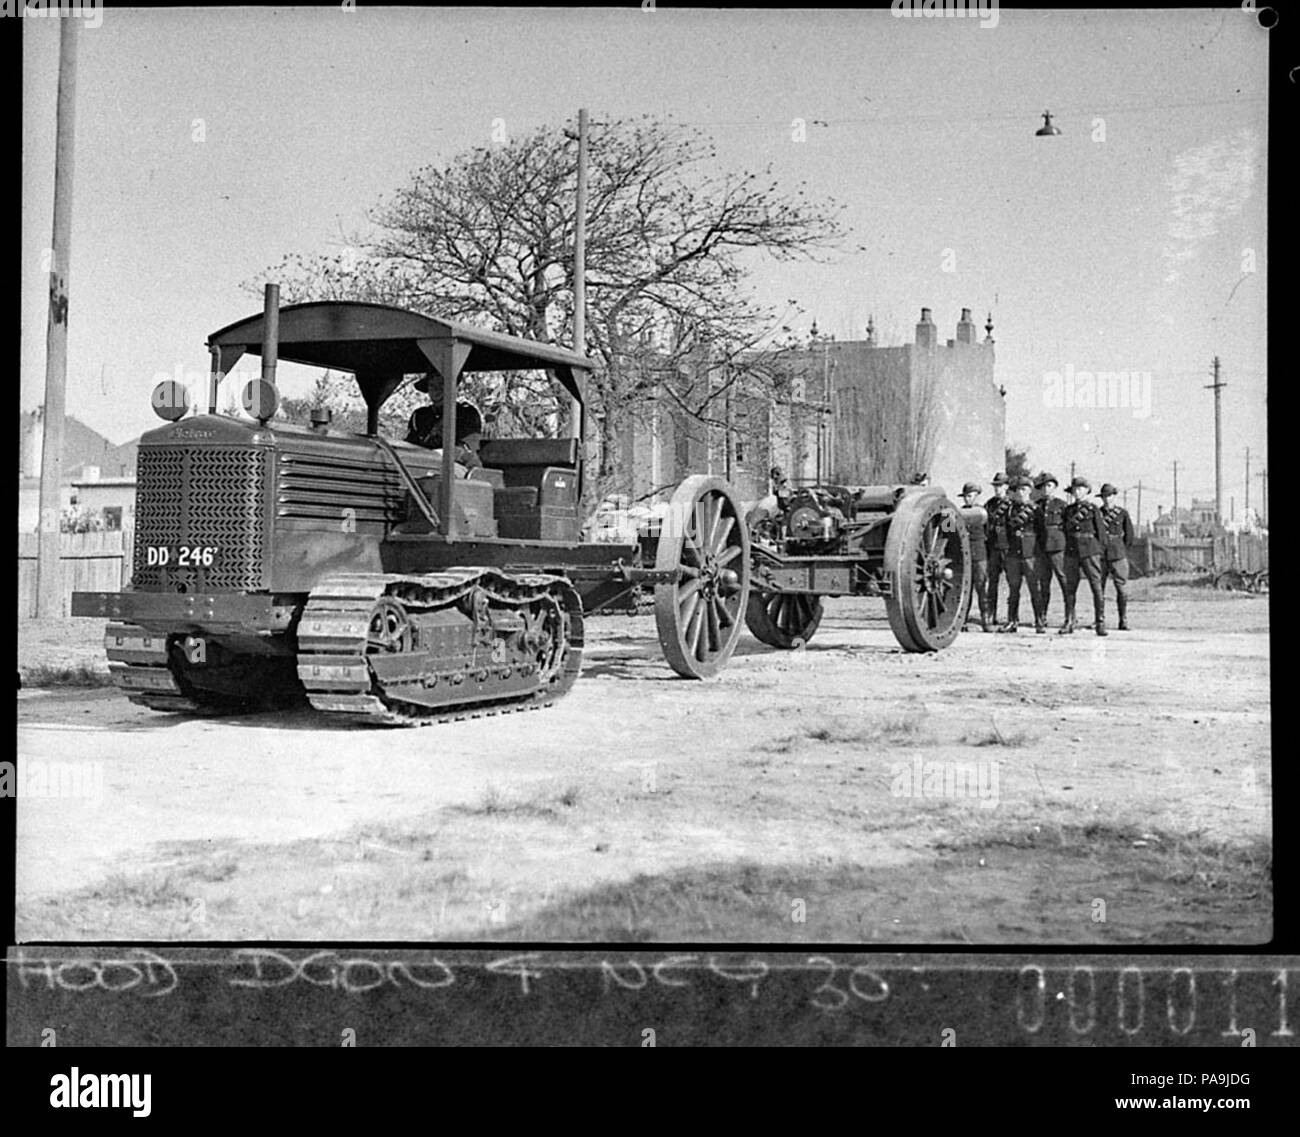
674, 419, 691, 481
103, 506, 123, 531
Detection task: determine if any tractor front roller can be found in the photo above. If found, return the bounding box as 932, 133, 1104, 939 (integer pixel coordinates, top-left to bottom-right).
103, 622, 280, 714
653, 475, 752, 678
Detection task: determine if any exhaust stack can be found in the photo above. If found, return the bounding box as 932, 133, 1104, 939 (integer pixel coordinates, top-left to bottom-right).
261, 283, 280, 388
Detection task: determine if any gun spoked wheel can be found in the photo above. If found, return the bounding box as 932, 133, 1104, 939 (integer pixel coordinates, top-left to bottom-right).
883, 490, 970, 652
654, 474, 752, 678
745, 590, 824, 649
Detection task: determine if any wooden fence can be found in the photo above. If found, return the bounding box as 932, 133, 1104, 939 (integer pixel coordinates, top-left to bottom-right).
1132, 532, 1268, 576
17, 529, 133, 619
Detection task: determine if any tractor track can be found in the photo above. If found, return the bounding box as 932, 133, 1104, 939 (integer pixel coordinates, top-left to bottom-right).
103, 568, 585, 727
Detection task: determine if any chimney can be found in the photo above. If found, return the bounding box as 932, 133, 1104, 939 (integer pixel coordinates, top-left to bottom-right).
915, 307, 936, 349
956, 307, 976, 345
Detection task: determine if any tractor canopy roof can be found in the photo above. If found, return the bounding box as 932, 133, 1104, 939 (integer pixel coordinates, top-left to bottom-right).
207, 300, 592, 411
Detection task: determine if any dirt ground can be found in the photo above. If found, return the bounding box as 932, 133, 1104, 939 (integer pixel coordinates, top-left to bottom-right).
15, 576, 1271, 944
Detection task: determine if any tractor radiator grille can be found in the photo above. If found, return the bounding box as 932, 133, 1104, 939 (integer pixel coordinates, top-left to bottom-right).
276, 452, 410, 527
132, 445, 267, 592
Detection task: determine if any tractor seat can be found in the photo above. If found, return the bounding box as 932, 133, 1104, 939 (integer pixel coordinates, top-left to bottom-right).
495, 486, 539, 511
479, 437, 579, 468
478, 437, 579, 510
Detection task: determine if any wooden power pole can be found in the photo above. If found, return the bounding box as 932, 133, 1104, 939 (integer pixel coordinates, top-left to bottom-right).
569, 107, 588, 440
36, 20, 79, 618
1206, 356, 1226, 526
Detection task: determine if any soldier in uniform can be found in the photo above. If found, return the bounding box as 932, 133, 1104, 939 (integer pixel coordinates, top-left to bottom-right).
959, 482, 990, 632
1061, 475, 1109, 636
1030, 473, 1047, 505
984, 472, 1011, 625
997, 475, 1042, 634
1033, 472, 1067, 634
1098, 483, 1134, 630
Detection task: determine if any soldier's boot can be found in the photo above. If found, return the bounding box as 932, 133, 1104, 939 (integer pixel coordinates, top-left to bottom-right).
1117, 595, 1129, 631
977, 591, 992, 633
1057, 603, 1075, 635
1095, 598, 1108, 636
998, 606, 1019, 633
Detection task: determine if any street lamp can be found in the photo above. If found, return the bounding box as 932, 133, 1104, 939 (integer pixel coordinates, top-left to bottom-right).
1035, 111, 1061, 137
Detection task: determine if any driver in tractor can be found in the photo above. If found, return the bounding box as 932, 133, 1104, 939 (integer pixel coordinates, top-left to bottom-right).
405, 397, 486, 474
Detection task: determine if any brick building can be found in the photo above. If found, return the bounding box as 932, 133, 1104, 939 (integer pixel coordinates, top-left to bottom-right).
821, 307, 1004, 496
608, 306, 1004, 506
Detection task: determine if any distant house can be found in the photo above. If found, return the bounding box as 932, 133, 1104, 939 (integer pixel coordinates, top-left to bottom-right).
71, 472, 137, 531
1151, 506, 1194, 540
17, 411, 140, 531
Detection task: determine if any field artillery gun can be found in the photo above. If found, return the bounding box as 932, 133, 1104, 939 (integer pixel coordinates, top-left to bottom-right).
72, 289, 754, 724
1213, 567, 1269, 594
741, 477, 973, 653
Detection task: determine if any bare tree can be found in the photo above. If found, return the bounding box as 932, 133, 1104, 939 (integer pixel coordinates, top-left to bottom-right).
251, 115, 849, 503
1005, 443, 1031, 479
907, 366, 943, 483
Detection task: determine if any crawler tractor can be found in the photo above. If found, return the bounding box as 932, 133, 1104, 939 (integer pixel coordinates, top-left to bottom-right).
72, 288, 756, 724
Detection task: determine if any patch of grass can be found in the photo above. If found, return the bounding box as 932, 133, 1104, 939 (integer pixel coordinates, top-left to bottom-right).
935, 822, 1272, 898
22, 663, 114, 688
448, 784, 561, 820
767, 713, 930, 752
961, 725, 1037, 748
182, 857, 239, 883
507, 860, 807, 940
79, 870, 191, 909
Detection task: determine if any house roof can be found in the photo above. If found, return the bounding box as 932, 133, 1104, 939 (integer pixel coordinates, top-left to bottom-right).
20, 412, 138, 481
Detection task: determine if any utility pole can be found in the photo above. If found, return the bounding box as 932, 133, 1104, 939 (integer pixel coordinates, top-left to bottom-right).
1070, 459, 1076, 482
569, 107, 588, 440
1171, 461, 1179, 521
1244, 446, 1250, 517
1205, 356, 1226, 527
1136, 479, 1142, 530
36, 20, 79, 618
1255, 468, 1267, 528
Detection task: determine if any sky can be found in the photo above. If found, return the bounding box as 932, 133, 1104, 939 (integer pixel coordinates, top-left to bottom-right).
22, 6, 1268, 517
